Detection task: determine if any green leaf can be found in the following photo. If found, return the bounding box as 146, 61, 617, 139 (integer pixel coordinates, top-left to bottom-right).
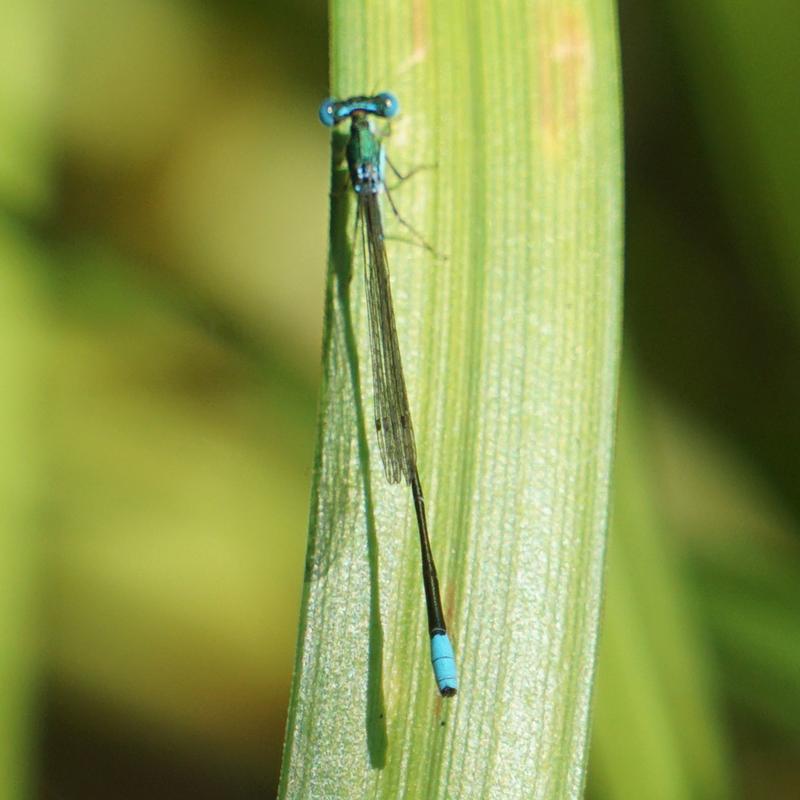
693, 532, 800, 739
0, 0, 51, 794
280, 1, 623, 797
0, 221, 44, 800
666, 0, 800, 313
0, 0, 52, 216
588, 366, 732, 800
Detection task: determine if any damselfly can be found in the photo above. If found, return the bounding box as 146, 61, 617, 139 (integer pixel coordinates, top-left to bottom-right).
319, 93, 458, 697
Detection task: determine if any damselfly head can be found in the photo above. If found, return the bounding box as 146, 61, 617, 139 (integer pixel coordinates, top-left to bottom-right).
318, 93, 400, 127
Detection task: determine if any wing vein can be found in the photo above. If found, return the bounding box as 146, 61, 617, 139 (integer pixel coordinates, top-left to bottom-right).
361, 191, 417, 485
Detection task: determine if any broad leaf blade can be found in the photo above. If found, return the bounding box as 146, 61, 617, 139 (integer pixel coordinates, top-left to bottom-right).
280, 1, 622, 797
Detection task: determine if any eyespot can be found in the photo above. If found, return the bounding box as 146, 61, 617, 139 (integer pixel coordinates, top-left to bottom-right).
318, 98, 336, 127
377, 92, 400, 118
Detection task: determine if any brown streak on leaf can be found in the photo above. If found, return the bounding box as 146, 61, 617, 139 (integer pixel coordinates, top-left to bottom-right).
539, 5, 593, 157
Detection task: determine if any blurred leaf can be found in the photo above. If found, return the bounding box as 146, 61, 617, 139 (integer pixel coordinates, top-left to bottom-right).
643, 377, 800, 794
61, 0, 212, 170
647, 389, 800, 741
0, 1, 51, 793
0, 0, 52, 216
666, 0, 800, 311
48, 248, 312, 767
280, 1, 623, 798
588, 365, 731, 800
625, 193, 800, 530
0, 221, 45, 800
61, 0, 330, 377
692, 533, 800, 739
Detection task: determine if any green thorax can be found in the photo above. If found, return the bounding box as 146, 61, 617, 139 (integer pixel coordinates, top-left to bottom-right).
346, 113, 384, 195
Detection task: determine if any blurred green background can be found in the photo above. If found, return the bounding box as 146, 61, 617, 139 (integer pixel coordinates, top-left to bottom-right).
2, 0, 799, 798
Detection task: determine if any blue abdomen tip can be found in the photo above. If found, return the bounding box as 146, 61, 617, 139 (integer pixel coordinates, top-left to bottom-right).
430, 633, 458, 696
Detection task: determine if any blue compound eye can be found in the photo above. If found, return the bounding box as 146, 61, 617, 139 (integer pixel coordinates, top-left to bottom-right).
376, 92, 400, 118
318, 98, 337, 127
